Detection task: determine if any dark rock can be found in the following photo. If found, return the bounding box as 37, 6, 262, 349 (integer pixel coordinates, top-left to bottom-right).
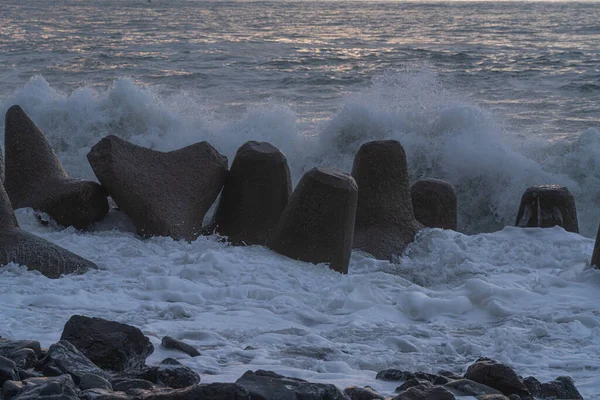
4, 105, 109, 230
212, 141, 292, 246
375, 369, 414, 381
16, 367, 43, 380
0, 145, 19, 229
160, 336, 200, 358
87, 135, 228, 241
444, 379, 503, 396
433, 376, 451, 385
396, 379, 431, 392
80, 388, 133, 400
40, 340, 109, 383
79, 373, 113, 391
266, 167, 358, 274
515, 185, 578, 233
465, 359, 531, 399
343, 386, 385, 400
476, 396, 510, 400
111, 378, 155, 391
7, 374, 79, 400
8, 348, 37, 369
60, 315, 154, 372
591, 223, 600, 268
507, 395, 522, 400
236, 369, 349, 400
539, 376, 583, 399
411, 178, 457, 230
392, 385, 455, 400
351, 140, 423, 260
139, 383, 251, 400
437, 370, 463, 380
412, 372, 440, 383
0, 355, 19, 386
3, 379, 25, 399
522, 377, 541, 396
139, 358, 200, 389
0, 340, 42, 359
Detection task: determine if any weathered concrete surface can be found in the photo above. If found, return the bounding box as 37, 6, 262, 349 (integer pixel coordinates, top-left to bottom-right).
411, 178, 457, 230
4, 105, 109, 229
515, 185, 578, 233
87, 135, 228, 240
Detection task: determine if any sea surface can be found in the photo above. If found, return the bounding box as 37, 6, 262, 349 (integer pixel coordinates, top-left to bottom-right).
1, 0, 600, 398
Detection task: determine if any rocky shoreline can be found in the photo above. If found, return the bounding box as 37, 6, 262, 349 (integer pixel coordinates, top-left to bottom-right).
0, 315, 583, 400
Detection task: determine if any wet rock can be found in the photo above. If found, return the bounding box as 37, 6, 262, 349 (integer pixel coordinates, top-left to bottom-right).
465, 358, 531, 399
476, 396, 510, 400
111, 377, 155, 391
444, 379, 503, 396
438, 370, 463, 381
411, 178, 457, 230
7, 374, 79, 399
266, 167, 358, 274
396, 379, 431, 392
0, 340, 42, 359
392, 385, 455, 400
60, 315, 154, 372
40, 340, 109, 383
236, 369, 349, 400
2, 379, 25, 399
139, 358, 200, 389
212, 141, 292, 246
138, 383, 251, 400
87, 135, 228, 241
352, 140, 423, 260
0, 145, 18, 229
160, 336, 200, 358
507, 395, 522, 400
343, 386, 385, 400
80, 388, 132, 400
522, 377, 541, 396
4, 105, 109, 230
591, 224, 600, 268
375, 369, 415, 381
515, 185, 578, 233
0, 355, 19, 385
539, 376, 582, 399
8, 348, 37, 369
79, 372, 113, 391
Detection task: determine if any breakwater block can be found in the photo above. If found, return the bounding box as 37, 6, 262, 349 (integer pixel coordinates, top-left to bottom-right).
212, 141, 291, 245
515, 185, 578, 233
352, 140, 423, 260
267, 167, 357, 274
4, 105, 109, 230
87, 135, 228, 241
411, 178, 457, 230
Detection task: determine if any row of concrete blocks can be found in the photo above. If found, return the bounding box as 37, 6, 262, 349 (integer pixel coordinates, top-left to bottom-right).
0, 105, 596, 278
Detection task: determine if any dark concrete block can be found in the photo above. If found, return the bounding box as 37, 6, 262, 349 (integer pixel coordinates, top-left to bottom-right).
351, 140, 423, 260
267, 167, 357, 274
212, 141, 291, 245
515, 185, 578, 233
411, 178, 457, 230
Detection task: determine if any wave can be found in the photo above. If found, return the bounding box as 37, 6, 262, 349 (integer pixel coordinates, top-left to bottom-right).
1, 72, 599, 236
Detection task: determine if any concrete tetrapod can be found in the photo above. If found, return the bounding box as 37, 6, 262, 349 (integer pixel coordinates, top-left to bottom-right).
352, 140, 423, 260
0, 154, 97, 279
267, 167, 357, 274
4, 105, 109, 230
212, 141, 291, 245
515, 185, 578, 233
87, 135, 228, 241
411, 178, 457, 230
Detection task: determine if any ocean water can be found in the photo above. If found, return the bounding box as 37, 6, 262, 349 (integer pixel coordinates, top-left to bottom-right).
1, 0, 600, 397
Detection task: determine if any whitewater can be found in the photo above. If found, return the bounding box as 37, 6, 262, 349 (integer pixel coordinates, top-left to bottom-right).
2, 0, 600, 398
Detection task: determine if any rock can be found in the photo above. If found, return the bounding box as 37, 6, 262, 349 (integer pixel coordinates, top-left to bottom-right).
444, 379, 503, 396
476, 396, 510, 400
79, 373, 113, 391
522, 377, 541, 396
160, 336, 200, 358
539, 376, 582, 399
465, 359, 531, 399
507, 395, 522, 400
212, 141, 292, 245
351, 140, 423, 260
343, 386, 385, 400
139, 358, 200, 389
40, 340, 109, 383
411, 178, 457, 230
60, 315, 154, 372
437, 371, 463, 380
141, 383, 251, 400
87, 135, 228, 240
392, 385, 455, 400
515, 185, 578, 233
0, 339, 42, 359
266, 167, 358, 274
79, 388, 132, 400
236, 369, 349, 400
0, 355, 19, 386
396, 379, 431, 392
2, 379, 25, 399
591, 224, 600, 268
0, 144, 18, 229
4, 105, 109, 230
7, 374, 79, 399
8, 348, 37, 369
375, 369, 414, 381
111, 378, 155, 391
